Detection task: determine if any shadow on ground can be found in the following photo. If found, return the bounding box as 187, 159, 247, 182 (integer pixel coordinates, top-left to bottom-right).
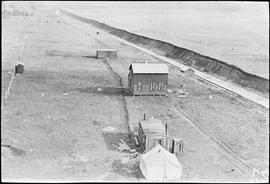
45, 50, 96, 59
81, 55, 97, 59
102, 132, 144, 179
111, 158, 144, 179
75, 86, 131, 96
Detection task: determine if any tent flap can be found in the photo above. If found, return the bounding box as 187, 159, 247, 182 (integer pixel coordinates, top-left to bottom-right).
140, 144, 182, 181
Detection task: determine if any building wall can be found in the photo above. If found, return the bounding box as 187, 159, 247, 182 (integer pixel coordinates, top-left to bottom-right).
128, 71, 134, 94
108, 51, 117, 59
129, 73, 168, 95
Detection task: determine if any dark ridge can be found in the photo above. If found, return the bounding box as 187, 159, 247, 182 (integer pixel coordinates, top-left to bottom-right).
60, 9, 269, 94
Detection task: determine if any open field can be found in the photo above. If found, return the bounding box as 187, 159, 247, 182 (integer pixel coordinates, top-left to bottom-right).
1, 7, 269, 182
60, 8, 269, 104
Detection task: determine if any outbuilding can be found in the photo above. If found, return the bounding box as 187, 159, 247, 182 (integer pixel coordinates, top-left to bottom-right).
96, 49, 117, 59
15, 62, 24, 74
137, 116, 184, 154
128, 63, 169, 96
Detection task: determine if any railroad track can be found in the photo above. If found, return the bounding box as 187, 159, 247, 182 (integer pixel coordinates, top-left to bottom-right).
59, 9, 269, 109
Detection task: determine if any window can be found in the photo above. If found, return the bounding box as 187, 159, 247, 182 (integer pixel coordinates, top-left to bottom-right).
137, 82, 142, 91
158, 82, 164, 91
150, 82, 156, 91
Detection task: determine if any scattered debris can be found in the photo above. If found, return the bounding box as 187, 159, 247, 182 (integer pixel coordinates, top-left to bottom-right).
134, 137, 139, 146
174, 89, 189, 98
112, 144, 122, 152
120, 139, 131, 150
97, 88, 103, 92
63, 92, 73, 96
102, 126, 116, 132
113, 139, 134, 153
118, 142, 129, 152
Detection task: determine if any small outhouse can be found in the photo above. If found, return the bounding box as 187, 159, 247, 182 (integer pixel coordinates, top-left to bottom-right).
128, 63, 169, 96
96, 49, 117, 59
15, 62, 24, 74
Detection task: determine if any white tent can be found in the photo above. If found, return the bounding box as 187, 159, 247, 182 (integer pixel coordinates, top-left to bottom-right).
139, 144, 183, 181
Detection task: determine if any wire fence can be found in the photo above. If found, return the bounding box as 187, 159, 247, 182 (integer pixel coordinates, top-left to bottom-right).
2, 34, 28, 109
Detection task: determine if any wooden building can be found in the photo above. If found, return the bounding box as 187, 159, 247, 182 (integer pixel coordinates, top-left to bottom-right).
128, 63, 169, 96
138, 116, 183, 154
15, 62, 24, 74
96, 49, 117, 59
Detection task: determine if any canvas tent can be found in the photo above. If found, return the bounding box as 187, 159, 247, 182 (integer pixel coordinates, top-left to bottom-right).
139, 144, 183, 181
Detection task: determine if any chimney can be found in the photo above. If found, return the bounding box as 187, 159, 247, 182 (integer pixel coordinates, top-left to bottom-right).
144, 113, 146, 120
165, 123, 168, 135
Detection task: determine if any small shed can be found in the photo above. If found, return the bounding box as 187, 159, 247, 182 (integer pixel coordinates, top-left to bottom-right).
96, 49, 117, 59
128, 63, 169, 96
15, 62, 24, 74
138, 116, 184, 155
138, 117, 167, 153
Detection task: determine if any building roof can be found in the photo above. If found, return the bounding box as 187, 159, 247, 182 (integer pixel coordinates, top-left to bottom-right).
139, 117, 166, 137
17, 62, 24, 65
129, 63, 169, 74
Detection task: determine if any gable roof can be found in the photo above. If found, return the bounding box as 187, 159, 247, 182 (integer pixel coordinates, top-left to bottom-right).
129, 63, 169, 74
139, 117, 166, 137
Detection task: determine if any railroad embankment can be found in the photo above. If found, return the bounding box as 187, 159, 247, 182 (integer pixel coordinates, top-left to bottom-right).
60, 9, 269, 95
